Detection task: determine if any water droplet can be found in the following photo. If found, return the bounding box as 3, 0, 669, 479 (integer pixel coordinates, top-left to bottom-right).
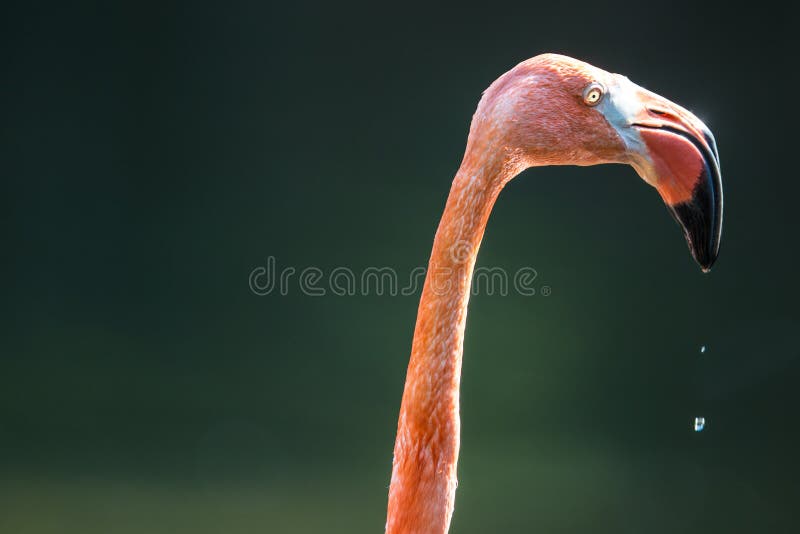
700, 345, 706, 354
693, 417, 705, 432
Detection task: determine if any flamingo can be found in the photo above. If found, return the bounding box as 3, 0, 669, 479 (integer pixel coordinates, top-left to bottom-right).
385, 54, 723, 534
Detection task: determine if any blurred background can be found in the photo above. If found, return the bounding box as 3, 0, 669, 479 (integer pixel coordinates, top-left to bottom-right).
2, 1, 797, 532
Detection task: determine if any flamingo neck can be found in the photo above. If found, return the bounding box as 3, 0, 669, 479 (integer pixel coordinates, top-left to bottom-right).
386, 141, 522, 534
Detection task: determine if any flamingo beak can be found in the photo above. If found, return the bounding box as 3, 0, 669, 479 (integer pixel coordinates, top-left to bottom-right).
626, 89, 723, 272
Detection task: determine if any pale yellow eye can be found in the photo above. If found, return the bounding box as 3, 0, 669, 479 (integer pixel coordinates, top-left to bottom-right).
582, 83, 605, 106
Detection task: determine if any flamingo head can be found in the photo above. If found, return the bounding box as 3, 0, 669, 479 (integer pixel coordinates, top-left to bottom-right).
479, 53, 723, 271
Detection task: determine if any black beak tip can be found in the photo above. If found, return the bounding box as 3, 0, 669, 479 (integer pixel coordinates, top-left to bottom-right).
697, 251, 717, 273
686, 234, 718, 273
669, 186, 721, 274
667, 152, 722, 274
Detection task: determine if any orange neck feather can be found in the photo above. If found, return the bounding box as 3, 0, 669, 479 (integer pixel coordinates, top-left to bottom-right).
386, 138, 521, 534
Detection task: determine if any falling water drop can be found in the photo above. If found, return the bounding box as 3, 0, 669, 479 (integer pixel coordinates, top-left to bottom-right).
694, 417, 705, 432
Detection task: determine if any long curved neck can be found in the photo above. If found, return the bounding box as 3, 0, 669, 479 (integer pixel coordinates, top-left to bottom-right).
386, 141, 521, 534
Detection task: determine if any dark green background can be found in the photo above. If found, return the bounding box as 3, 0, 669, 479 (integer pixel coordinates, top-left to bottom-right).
2, 1, 797, 532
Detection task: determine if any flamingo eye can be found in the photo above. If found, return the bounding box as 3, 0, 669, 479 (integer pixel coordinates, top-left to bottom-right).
582, 83, 605, 106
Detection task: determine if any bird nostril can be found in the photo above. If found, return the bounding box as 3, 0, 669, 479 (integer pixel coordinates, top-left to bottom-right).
647, 108, 682, 124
